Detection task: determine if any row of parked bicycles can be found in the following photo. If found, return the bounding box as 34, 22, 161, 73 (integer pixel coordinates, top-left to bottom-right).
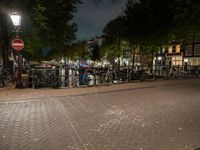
168, 66, 200, 79
0, 65, 200, 88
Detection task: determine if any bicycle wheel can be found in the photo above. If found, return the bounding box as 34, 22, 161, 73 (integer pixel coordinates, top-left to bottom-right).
169, 72, 175, 79
0, 72, 7, 87
127, 72, 132, 81
195, 73, 200, 79
195, 70, 200, 79
139, 72, 147, 82
52, 78, 61, 89
33, 77, 40, 89
102, 73, 112, 84
79, 74, 89, 86
83, 76, 91, 86
0, 78, 7, 87
7, 74, 16, 85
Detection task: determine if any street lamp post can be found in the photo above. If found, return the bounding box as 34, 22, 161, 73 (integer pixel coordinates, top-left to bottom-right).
184, 58, 188, 71
10, 12, 23, 88
158, 56, 162, 76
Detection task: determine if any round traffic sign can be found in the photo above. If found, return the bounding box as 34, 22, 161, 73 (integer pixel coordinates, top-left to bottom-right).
12, 39, 24, 51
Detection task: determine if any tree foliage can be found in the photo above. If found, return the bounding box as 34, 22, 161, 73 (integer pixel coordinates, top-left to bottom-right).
103, 0, 200, 56
0, 0, 81, 66
91, 44, 101, 61
125, 0, 175, 42
48, 40, 89, 61
102, 16, 125, 63
0, 4, 12, 68
31, 0, 80, 48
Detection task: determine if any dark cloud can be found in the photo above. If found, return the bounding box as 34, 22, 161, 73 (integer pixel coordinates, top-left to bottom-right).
74, 0, 126, 40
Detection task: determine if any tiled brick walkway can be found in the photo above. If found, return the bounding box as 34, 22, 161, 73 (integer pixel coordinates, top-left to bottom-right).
0, 80, 200, 150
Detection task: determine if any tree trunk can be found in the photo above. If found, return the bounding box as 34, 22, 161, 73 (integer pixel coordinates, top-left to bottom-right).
132, 48, 135, 67
0, 10, 10, 69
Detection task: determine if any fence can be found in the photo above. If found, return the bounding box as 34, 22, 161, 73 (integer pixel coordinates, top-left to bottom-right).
1, 65, 200, 88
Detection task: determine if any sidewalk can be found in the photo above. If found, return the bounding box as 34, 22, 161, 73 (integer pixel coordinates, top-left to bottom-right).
0, 80, 189, 103
0, 79, 200, 150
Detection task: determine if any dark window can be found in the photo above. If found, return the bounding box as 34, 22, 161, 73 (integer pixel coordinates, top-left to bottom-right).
194, 44, 200, 55
172, 45, 176, 53
123, 50, 131, 58
194, 33, 200, 42
185, 45, 193, 56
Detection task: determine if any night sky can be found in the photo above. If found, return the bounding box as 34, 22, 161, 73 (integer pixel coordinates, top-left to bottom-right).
74, 0, 126, 40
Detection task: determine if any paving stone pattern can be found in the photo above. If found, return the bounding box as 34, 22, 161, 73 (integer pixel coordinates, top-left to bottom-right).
0, 80, 200, 150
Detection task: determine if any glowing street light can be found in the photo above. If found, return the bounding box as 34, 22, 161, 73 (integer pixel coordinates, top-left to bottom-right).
10, 12, 21, 26
184, 58, 188, 63
10, 12, 22, 39
158, 56, 162, 61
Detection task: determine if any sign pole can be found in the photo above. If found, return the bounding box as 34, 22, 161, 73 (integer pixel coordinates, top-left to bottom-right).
12, 38, 24, 88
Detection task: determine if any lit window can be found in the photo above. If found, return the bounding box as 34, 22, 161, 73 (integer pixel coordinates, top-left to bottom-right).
172, 56, 182, 66
176, 45, 180, 53
188, 58, 200, 65
168, 46, 172, 53
162, 48, 165, 53
193, 58, 198, 65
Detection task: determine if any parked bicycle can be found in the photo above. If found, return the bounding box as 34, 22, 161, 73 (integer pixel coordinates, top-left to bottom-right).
32, 71, 40, 89
169, 66, 189, 79
194, 70, 200, 78
169, 67, 178, 79
101, 68, 113, 84
0, 68, 16, 87
79, 68, 93, 86
128, 67, 147, 81
101, 68, 128, 84
32, 70, 61, 89
67, 68, 94, 87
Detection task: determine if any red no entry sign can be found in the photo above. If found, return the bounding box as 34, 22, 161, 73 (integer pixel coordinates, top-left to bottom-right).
12, 39, 24, 51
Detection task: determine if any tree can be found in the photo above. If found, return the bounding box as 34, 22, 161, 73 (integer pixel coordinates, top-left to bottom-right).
68, 41, 88, 61
0, 4, 12, 69
102, 0, 200, 64
31, 0, 80, 49
172, 0, 200, 39
23, 29, 46, 61
124, 0, 200, 45
48, 40, 88, 61
124, 0, 176, 46
0, 0, 81, 67
102, 16, 125, 65
91, 44, 101, 61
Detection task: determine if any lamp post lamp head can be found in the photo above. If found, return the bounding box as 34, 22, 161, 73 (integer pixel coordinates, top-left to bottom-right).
184, 59, 188, 63
10, 12, 21, 31
158, 56, 162, 61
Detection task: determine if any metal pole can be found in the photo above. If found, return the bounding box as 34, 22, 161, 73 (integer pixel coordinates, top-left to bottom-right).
16, 52, 22, 88
15, 30, 22, 88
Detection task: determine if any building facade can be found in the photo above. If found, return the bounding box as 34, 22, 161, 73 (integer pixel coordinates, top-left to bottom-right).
165, 40, 184, 66
184, 43, 200, 65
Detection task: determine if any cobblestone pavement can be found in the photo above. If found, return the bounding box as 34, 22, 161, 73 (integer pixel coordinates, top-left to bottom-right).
0, 80, 200, 150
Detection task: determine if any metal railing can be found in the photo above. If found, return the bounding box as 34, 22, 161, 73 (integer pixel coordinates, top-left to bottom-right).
1, 65, 200, 88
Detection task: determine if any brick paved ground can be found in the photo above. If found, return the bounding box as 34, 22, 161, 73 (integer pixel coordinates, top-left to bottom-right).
0, 80, 200, 150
